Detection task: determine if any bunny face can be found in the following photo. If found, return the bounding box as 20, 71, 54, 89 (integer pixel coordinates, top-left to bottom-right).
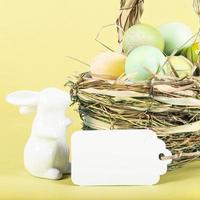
38, 88, 70, 112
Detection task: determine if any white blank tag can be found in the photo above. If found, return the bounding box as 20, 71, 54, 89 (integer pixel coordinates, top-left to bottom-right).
71, 130, 172, 186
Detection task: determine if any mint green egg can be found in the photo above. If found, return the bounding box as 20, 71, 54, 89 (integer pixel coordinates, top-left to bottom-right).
125, 46, 166, 81
122, 24, 165, 55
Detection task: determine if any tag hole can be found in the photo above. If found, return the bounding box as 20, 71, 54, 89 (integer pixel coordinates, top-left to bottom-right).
159, 153, 165, 160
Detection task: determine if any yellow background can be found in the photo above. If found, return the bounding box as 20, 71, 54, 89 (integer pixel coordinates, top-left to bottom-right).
0, 0, 200, 199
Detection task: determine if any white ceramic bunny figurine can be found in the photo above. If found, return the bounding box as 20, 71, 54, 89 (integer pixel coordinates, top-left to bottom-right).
6, 88, 71, 180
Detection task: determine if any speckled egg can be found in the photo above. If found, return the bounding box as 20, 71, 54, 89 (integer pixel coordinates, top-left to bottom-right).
122, 24, 165, 55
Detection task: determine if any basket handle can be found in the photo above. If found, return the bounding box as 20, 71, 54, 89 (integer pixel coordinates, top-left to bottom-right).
116, 0, 200, 44
116, 0, 144, 44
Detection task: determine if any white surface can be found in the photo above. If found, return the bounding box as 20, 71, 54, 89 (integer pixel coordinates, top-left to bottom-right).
71, 130, 172, 186
6, 88, 71, 180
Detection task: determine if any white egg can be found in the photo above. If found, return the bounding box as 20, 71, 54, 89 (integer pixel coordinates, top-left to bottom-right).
159, 22, 193, 55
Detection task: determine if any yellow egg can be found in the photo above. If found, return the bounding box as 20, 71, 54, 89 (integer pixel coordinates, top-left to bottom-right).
163, 56, 194, 78
90, 52, 126, 80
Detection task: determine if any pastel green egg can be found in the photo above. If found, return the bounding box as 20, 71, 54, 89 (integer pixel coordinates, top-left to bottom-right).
125, 46, 166, 81
159, 22, 193, 56
122, 24, 165, 55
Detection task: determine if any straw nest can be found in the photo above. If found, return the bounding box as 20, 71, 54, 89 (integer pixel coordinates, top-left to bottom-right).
66, 0, 200, 170
67, 73, 200, 170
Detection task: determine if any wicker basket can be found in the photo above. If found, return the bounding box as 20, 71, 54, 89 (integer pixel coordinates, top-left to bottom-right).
67, 0, 200, 170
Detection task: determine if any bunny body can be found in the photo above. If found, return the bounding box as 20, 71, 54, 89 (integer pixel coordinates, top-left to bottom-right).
24, 134, 69, 179
6, 88, 71, 180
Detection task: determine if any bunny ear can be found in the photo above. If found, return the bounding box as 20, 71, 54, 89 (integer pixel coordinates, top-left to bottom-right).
6, 90, 39, 106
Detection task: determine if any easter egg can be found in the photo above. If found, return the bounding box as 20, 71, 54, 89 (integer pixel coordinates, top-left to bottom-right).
159, 22, 193, 55
122, 24, 165, 55
125, 46, 166, 81
163, 56, 193, 78
90, 52, 126, 80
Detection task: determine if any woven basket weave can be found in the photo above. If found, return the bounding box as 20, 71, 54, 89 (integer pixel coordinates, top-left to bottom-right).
67, 0, 200, 170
